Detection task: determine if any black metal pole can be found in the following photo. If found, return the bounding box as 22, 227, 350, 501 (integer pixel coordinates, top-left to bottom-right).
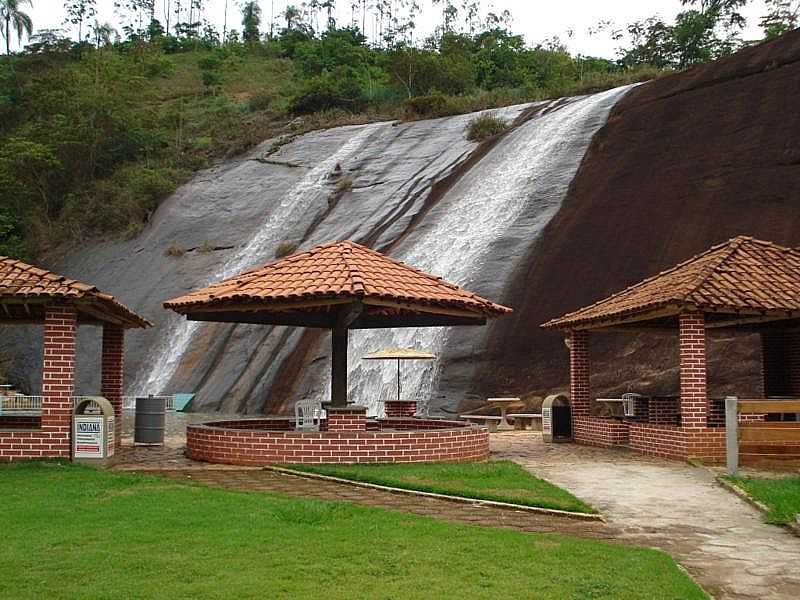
331, 324, 349, 407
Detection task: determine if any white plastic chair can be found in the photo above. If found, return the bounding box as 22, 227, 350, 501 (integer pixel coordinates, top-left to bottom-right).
294, 399, 323, 431
621, 393, 643, 418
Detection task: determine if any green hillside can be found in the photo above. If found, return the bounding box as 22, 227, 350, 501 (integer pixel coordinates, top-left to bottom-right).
0, 0, 792, 259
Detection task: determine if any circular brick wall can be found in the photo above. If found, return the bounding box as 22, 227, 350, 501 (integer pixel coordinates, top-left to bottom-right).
186, 418, 489, 465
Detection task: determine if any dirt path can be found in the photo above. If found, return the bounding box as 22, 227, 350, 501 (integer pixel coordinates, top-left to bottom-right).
492, 432, 800, 600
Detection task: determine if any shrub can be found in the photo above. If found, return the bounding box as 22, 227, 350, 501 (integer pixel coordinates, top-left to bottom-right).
165, 242, 186, 257
335, 176, 353, 193
246, 91, 275, 112
275, 241, 298, 258
466, 113, 509, 142
403, 93, 458, 119
289, 68, 367, 114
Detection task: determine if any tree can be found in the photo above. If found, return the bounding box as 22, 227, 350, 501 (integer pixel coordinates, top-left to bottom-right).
680, 0, 748, 28
761, 0, 800, 38
64, 0, 96, 43
241, 0, 261, 41
284, 4, 301, 30
0, 0, 33, 55
90, 20, 116, 47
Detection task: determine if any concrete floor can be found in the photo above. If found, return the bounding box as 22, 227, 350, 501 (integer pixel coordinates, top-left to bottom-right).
492, 432, 800, 600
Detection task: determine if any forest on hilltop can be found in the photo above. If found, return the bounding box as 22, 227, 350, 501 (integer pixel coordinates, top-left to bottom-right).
0, 0, 797, 259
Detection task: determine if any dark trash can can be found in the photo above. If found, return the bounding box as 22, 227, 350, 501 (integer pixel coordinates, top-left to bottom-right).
134, 396, 165, 445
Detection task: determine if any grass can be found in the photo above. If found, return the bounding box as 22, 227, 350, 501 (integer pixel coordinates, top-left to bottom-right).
289, 460, 595, 514
0, 461, 705, 600
727, 476, 800, 525
466, 113, 510, 141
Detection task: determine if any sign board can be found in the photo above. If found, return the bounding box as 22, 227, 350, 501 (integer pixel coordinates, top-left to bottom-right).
106, 416, 115, 458
542, 407, 552, 437
74, 416, 104, 458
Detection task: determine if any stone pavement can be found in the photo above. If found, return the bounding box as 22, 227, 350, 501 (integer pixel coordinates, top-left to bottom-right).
492, 432, 800, 600
149, 467, 611, 539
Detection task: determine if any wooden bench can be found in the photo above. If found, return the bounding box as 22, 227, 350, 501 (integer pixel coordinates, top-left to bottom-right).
459, 415, 502, 432
507, 413, 543, 430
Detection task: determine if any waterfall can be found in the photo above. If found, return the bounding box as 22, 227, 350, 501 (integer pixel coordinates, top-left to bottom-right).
131, 123, 385, 396
341, 86, 634, 415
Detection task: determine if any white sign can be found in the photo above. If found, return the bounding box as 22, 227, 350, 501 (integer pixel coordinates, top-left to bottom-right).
106, 416, 115, 458
542, 407, 552, 436
74, 416, 104, 459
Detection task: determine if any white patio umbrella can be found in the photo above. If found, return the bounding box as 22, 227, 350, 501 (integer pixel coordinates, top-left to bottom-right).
362, 347, 436, 402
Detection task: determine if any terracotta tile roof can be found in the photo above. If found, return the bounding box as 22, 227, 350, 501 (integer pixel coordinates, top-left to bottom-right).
544, 236, 800, 330
0, 256, 150, 328
165, 240, 512, 317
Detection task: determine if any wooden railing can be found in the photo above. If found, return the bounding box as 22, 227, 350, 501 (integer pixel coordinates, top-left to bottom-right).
726, 397, 800, 474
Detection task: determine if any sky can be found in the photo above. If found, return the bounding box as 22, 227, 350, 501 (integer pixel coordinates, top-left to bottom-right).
13, 0, 770, 58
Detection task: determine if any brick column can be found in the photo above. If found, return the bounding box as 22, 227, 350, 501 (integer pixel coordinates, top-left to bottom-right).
327, 405, 367, 431
42, 304, 78, 458
385, 400, 417, 418
569, 330, 590, 417
101, 324, 125, 448
679, 312, 708, 430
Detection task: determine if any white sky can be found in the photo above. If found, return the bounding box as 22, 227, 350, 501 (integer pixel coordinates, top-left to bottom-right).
15, 0, 769, 58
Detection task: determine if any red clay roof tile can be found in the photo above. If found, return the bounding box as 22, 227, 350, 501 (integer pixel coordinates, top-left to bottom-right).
165, 240, 512, 317
544, 236, 800, 329
0, 256, 150, 328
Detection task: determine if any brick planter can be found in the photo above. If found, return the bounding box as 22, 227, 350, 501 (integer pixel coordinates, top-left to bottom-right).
385, 400, 417, 418
186, 418, 490, 466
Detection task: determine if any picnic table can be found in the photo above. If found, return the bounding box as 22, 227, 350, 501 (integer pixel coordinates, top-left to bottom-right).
487, 397, 521, 431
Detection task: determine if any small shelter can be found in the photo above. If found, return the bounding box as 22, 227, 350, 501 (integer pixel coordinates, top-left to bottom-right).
165, 241, 511, 416
543, 236, 800, 460
0, 257, 150, 461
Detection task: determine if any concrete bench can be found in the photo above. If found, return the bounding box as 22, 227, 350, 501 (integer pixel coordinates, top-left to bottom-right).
459, 415, 502, 432
508, 413, 543, 430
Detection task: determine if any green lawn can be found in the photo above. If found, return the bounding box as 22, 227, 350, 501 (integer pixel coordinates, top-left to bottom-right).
289, 460, 594, 514
727, 476, 800, 525
0, 462, 705, 600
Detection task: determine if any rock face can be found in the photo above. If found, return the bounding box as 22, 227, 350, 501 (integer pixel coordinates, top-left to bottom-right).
482, 29, 800, 402
4, 30, 799, 414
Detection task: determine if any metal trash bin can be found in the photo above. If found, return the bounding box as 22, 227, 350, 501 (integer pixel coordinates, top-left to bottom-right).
134, 395, 165, 445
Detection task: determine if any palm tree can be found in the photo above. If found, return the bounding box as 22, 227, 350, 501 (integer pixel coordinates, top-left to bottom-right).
284, 4, 300, 30
91, 20, 115, 48
0, 0, 33, 55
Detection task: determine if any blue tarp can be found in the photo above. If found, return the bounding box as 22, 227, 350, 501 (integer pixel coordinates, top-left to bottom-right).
173, 393, 194, 412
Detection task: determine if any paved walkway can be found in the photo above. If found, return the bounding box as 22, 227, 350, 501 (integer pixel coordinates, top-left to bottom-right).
492, 433, 800, 600
150, 467, 611, 539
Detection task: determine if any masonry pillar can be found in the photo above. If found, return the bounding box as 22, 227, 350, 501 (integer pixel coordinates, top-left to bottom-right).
569, 330, 590, 418
41, 304, 78, 458
101, 324, 125, 448
385, 400, 417, 418
679, 312, 708, 430
326, 405, 367, 431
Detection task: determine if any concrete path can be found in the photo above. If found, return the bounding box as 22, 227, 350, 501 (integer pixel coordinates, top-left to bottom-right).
492, 433, 800, 600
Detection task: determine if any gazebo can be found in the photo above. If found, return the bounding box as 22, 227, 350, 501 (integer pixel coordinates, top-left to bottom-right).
543, 236, 800, 461
0, 257, 150, 461
165, 240, 511, 414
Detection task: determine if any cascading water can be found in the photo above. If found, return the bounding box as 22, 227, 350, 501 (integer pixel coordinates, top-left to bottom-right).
132, 123, 386, 396
341, 86, 634, 415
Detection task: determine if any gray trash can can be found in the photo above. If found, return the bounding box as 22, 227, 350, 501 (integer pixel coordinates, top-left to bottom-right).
134, 396, 165, 445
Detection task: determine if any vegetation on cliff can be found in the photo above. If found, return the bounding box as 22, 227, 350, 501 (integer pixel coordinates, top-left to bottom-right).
0, 0, 796, 259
